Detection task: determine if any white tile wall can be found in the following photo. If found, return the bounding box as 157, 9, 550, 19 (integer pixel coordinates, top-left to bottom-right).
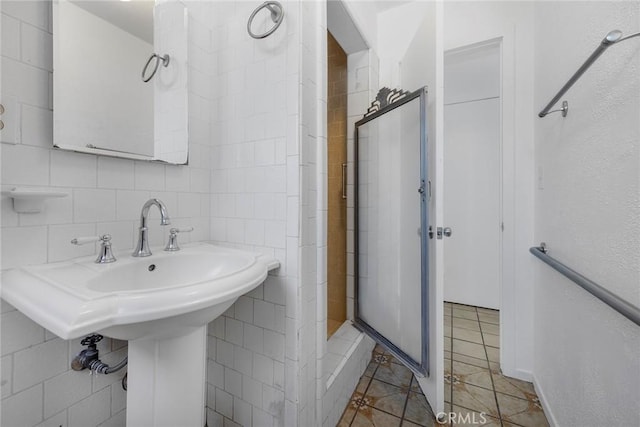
205, 0, 304, 425
1, 0, 215, 425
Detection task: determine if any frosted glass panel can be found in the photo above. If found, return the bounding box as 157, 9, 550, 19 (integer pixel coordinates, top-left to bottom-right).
356, 96, 424, 364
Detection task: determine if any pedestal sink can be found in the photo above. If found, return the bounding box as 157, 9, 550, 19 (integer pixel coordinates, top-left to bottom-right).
1, 242, 279, 427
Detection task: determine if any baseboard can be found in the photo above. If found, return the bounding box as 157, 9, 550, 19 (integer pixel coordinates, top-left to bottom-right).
500, 366, 533, 382
532, 374, 558, 427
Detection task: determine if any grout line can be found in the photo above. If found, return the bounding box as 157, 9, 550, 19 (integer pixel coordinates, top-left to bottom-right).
477, 309, 504, 426
399, 375, 413, 424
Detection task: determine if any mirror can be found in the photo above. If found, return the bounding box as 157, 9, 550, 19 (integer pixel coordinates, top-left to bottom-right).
53, 0, 188, 164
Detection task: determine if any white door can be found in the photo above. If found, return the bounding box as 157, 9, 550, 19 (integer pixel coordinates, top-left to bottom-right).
443, 43, 501, 310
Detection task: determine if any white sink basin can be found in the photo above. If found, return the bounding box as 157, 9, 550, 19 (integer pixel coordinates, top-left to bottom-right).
2, 241, 279, 427
1, 242, 279, 340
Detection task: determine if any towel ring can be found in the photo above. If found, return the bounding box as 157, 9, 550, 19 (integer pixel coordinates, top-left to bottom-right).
247, 1, 284, 39
141, 53, 170, 83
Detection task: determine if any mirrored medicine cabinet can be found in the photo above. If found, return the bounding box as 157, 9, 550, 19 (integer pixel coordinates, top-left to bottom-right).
53, 0, 189, 164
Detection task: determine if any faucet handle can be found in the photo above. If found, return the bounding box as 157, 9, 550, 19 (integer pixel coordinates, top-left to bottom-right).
71, 235, 102, 245
71, 235, 117, 264
164, 227, 193, 252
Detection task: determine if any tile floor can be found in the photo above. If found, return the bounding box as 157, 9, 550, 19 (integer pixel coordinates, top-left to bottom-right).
336, 303, 549, 426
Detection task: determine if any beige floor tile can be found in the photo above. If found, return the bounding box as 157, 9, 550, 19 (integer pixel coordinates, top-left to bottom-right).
445, 381, 451, 404
373, 344, 386, 355
365, 379, 409, 418
351, 406, 402, 427
450, 406, 501, 426
452, 361, 493, 390
410, 376, 421, 393
479, 322, 499, 335
451, 382, 499, 419
339, 393, 361, 426
452, 308, 478, 321
452, 328, 483, 345
404, 391, 437, 426
482, 333, 499, 348
490, 373, 536, 401
444, 315, 452, 328
451, 303, 477, 312
451, 353, 489, 370
389, 354, 406, 366
477, 312, 499, 325
476, 307, 498, 315
356, 375, 373, 394
364, 360, 378, 378
485, 347, 499, 363
444, 336, 452, 352
373, 359, 413, 389
453, 318, 481, 332
373, 352, 393, 365
452, 339, 487, 360
444, 325, 452, 338
400, 420, 424, 427
496, 393, 549, 427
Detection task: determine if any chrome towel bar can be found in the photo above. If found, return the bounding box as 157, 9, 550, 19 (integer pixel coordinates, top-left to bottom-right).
538, 29, 640, 118
247, 1, 284, 39
530, 244, 640, 327
142, 53, 170, 83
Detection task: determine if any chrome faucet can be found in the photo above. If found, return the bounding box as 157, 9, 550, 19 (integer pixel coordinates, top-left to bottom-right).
132, 198, 171, 257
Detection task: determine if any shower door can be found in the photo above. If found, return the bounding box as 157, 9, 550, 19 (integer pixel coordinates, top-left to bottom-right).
354, 87, 429, 375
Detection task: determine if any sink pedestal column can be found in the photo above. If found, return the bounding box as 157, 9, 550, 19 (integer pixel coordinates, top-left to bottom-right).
126, 325, 207, 427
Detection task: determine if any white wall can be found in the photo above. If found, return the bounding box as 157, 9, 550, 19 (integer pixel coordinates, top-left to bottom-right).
378, 1, 434, 88
54, 0, 154, 157
533, 2, 640, 425
0, 1, 214, 425
443, 0, 536, 380
340, 1, 378, 54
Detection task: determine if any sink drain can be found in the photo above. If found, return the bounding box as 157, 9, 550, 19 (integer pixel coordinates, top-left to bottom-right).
148, 264, 156, 272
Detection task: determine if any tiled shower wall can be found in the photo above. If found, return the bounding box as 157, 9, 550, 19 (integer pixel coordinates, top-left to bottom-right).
0, 1, 215, 426
326, 31, 347, 338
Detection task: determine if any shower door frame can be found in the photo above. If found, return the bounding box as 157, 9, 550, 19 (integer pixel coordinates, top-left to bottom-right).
353, 86, 430, 376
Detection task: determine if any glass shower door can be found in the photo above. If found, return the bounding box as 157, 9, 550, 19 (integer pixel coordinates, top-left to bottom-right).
354, 88, 429, 375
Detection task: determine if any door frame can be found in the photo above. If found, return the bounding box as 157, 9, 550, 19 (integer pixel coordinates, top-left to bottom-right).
444, 29, 522, 378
